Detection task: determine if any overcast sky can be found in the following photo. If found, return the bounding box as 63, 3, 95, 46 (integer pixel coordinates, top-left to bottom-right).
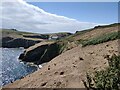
1, 0, 118, 33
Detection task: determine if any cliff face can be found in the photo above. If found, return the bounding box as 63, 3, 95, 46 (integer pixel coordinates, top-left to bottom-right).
1, 29, 44, 48
19, 42, 60, 65
1, 37, 41, 48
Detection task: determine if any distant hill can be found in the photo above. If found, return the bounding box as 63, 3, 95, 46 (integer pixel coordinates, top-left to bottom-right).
1, 29, 72, 48
1, 29, 72, 40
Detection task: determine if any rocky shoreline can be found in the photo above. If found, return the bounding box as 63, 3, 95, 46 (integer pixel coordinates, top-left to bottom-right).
1, 36, 62, 65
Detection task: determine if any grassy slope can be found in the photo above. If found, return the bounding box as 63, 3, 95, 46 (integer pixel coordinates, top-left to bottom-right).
1, 23, 119, 54
1, 29, 38, 38
81, 31, 120, 46
1, 29, 72, 40
56, 23, 119, 53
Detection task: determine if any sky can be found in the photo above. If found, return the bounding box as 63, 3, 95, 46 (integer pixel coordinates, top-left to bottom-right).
1, 0, 118, 34
29, 2, 118, 24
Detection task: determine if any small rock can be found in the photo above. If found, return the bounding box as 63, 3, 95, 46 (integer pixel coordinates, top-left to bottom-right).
41, 82, 47, 86
56, 81, 61, 87
79, 57, 84, 60
54, 63, 56, 66
104, 55, 110, 59
54, 71, 58, 74
104, 62, 107, 64
73, 65, 76, 67
106, 44, 109, 47
60, 71, 64, 75
48, 67, 50, 70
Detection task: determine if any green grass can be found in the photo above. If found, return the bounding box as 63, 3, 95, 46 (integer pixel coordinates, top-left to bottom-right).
57, 25, 119, 53
75, 23, 120, 37
1, 29, 37, 36
80, 31, 120, 47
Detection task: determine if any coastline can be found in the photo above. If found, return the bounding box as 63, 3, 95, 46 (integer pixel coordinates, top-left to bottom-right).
3, 39, 119, 88
1, 24, 120, 88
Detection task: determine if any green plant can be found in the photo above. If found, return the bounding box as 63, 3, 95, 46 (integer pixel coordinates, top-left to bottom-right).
83, 54, 120, 90
81, 31, 120, 47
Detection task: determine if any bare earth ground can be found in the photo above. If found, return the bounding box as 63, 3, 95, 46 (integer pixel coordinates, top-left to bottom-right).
4, 39, 119, 88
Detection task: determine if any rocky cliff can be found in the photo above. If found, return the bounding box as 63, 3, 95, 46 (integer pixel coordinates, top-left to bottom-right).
19, 42, 60, 65
1, 37, 41, 48
1, 29, 44, 48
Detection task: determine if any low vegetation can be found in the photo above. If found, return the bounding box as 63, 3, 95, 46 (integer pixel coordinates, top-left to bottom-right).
1, 29, 35, 35
57, 31, 120, 53
84, 54, 120, 90
56, 23, 120, 53
80, 31, 120, 47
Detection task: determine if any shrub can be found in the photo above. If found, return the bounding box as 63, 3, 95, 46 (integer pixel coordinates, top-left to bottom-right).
83, 54, 120, 90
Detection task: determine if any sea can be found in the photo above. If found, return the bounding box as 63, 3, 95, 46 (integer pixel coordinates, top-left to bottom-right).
0, 48, 38, 86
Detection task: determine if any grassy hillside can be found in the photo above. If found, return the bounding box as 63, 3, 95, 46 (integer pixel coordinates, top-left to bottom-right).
56, 23, 119, 53
1, 29, 72, 40
1, 29, 39, 39
80, 31, 120, 47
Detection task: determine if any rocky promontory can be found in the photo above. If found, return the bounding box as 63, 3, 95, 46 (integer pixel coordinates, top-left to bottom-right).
0, 29, 45, 48
1, 37, 41, 48
19, 41, 60, 65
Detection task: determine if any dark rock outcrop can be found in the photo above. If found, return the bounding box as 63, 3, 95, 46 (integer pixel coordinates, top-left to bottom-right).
19, 42, 60, 65
1, 37, 41, 48
0, 37, 14, 47
2, 37, 14, 42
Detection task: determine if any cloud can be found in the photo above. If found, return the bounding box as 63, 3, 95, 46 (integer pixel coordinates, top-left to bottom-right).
1, 0, 99, 33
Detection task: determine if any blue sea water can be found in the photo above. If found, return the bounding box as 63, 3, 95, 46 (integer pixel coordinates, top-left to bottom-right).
0, 48, 37, 86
